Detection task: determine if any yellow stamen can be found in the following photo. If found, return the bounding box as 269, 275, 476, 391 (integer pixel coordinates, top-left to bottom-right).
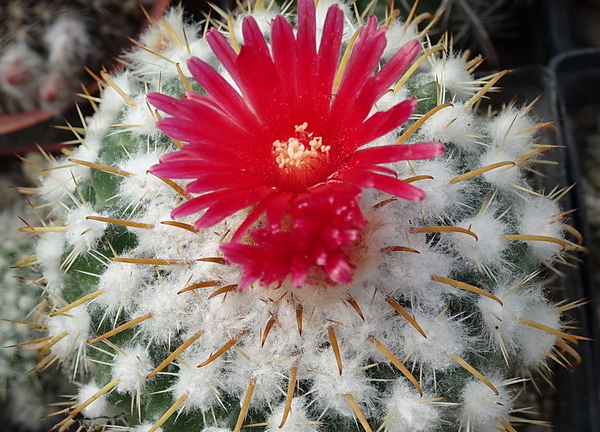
147, 331, 204, 379
88, 313, 154, 344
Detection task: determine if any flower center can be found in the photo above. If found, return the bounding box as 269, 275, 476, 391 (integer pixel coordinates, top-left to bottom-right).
273, 122, 330, 170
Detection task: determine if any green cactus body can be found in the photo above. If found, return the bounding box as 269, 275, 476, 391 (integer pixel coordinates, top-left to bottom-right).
22, 3, 583, 432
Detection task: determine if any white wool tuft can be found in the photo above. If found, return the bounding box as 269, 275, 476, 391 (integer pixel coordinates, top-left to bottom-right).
424, 54, 479, 101
383, 19, 420, 60
173, 351, 225, 412
517, 196, 564, 263
310, 354, 376, 418
385, 379, 442, 431
266, 397, 317, 432
460, 376, 514, 430
132, 422, 163, 432
452, 209, 508, 270
64, 205, 107, 251
46, 305, 91, 358
77, 382, 113, 419
485, 106, 537, 159
399, 310, 468, 370
113, 345, 154, 395
416, 103, 481, 151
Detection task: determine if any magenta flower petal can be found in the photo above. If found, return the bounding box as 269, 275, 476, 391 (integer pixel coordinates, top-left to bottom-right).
149, 0, 444, 288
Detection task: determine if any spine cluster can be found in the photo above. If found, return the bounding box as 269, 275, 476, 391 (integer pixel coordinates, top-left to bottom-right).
15, 3, 584, 432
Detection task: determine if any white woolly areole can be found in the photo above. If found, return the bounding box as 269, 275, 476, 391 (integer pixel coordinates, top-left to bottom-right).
35, 231, 65, 295
77, 382, 111, 419
383, 18, 420, 60
113, 345, 154, 395
385, 379, 442, 431
452, 210, 508, 270
266, 397, 316, 432
517, 196, 564, 263
121, 94, 160, 137
96, 264, 147, 313
460, 376, 514, 430
315, 0, 356, 44
64, 205, 106, 250
46, 305, 91, 358
173, 351, 225, 412
516, 301, 561, 366
132, 422, 163, 432
416, 103, 480, 151
400, 311, 467, 370
478, 283, 547, 357
232, 8, 281, 45
485, 106, 538, 159
392, 158, 465, 219
310, 354, 376, 418
479, 147, 523, 188
424, 54, 479, 101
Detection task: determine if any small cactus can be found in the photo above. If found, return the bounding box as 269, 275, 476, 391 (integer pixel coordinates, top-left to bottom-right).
0, 173, 73, 431
0, 0, 155, 115
19, 2, 584, 432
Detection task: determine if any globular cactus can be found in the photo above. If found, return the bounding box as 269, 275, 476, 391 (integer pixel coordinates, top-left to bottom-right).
0, 0, 155, 115
0, 174, 72, 431
20, 2, 585, 432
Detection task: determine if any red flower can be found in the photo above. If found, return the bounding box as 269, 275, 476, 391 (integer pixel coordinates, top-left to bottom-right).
148, 0, 444, 289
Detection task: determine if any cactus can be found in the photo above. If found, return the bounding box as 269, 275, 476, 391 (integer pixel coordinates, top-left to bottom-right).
0, 0, 155, 115
19, 2, 584, 432
0, 172, 73, 431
